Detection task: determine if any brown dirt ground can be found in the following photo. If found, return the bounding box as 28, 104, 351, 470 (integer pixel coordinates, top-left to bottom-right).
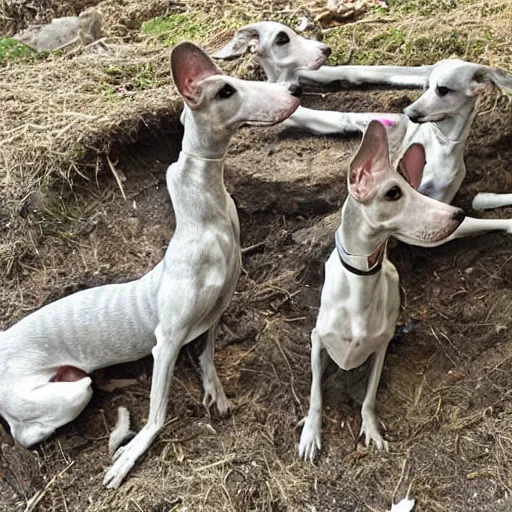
2, 84, 512, 512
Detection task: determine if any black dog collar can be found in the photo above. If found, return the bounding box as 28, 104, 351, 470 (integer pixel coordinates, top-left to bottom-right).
334, 231, 386, 277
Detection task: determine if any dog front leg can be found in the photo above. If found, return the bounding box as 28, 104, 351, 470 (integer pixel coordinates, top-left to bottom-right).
473, 193, 512, 211
103, 324, 184, 489
360, 343, 389, 451
297, 66, 429, 89
434, 216, 512, 245
298, 328, 328, 461
282, 106, 401, 136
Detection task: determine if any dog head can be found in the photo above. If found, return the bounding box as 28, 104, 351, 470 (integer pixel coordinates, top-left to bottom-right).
171, 41, 301, 132
348, 120, 465, 246
213, 21, 331, 83
404, 59, 512, 124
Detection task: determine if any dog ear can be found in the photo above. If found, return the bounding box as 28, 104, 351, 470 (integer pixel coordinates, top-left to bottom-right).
467, 65, 512, 96
212, 26, 260, 60
348, 120, 390, 202
171, 42, 222, 109
397, 143, 425, 190
467, 67, 494, 96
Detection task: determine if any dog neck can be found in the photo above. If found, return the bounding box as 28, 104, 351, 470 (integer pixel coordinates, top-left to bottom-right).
166, 151, 229, 230
181, 151, 225, 162
335, 230, 386, 276
181, 108, 232, 159
433, 97, 479, 143
337, 198, 388, 275
259, 58, 288, 84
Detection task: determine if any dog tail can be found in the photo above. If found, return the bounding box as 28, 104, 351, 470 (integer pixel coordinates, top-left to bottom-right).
108, 406, 135, 457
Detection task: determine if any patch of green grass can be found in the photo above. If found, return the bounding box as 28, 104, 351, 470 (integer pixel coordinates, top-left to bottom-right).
325, 25, 496, 66
104, 62, 168, 93
388, 0, 464, 15
326, 28, 407, 65
140, 11, 302, 49
72, 143, 87, 161
0, 38, 39, 65
389, 0, 504, 18
133, 63, 167, 89
101, 84, 122, 100
141, 13, 210, 47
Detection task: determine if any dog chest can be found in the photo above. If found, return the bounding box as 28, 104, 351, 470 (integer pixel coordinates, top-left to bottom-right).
319, 306, 397, 371
316, 253, 400, 371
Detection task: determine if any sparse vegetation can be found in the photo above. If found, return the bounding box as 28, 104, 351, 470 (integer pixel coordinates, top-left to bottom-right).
0, 37, 38, 64
325, 13, 502, 66
141, 13, 211, 47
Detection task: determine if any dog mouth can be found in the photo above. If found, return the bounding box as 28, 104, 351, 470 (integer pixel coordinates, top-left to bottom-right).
307, 55, 328, 71
244, 99, 300, 126
297, 55, 327, 73
416, 113, 446, 123
311, 55, 327, 70
395, 222, 461, 247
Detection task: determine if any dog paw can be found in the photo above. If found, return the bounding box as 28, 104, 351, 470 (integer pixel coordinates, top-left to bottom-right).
202, 376, 233, 416
103, 428, 155, 489
360, 412, 388, 451
103, 446, 137, 489
203, 390, 233, 416
298, 417, 322, 461
216, 393, 233, 416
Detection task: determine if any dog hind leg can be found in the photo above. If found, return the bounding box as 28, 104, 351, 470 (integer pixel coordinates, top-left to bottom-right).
11, 377, 93, 447
199, 322, 232, 416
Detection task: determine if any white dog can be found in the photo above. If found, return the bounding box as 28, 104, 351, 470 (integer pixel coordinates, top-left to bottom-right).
299, 120, 465, 459
0, 42, 301, 489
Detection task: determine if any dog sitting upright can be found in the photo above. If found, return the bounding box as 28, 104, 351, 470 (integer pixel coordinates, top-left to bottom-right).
0, 42, 301, 488
298, 121, 465, 460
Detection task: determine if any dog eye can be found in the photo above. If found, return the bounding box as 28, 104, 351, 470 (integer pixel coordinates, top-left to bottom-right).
436, 85, 451, 96
385, 186, 402, 201
275, 31, 290, 46
216, 84, 236, 100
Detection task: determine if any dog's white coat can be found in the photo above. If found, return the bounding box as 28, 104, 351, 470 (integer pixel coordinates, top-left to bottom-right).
472, 193, 512, 210
389, 498, 415, 512
298, 121, 465, 460
108, 406, 134, 456
0, 42, 300, 489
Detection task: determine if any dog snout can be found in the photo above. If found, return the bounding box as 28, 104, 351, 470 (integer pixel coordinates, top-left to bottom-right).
404, 107, 421, 123
288, 83, 303, 98
451, 209, 465, 224
321, 46, 332, 58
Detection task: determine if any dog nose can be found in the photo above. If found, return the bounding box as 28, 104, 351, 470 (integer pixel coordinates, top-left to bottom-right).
322, 46, 332, 58
288, 83, 303, 98
404, 107, 420, 123
451, 209, 465, 223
